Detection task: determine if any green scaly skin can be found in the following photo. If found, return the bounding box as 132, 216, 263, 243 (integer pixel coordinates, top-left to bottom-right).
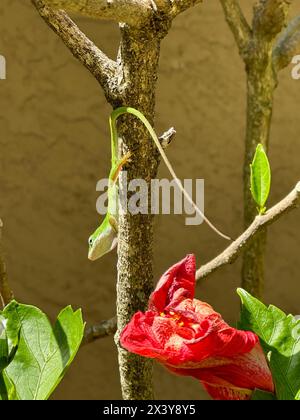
88, 107, 231, 261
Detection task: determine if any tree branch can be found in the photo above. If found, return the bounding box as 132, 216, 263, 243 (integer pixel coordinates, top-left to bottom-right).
82, 316, 117, 345
219, 0, 291, 298
41, 0, 205, 24
0, 219, 14, 309
219, 0, 252, 60
169, 0, 203, 18
32, 0, 118, 98
42, 0, 154, 26
252, 0, 291, 41
196, 182, 300, 281
273, 15, 300, 71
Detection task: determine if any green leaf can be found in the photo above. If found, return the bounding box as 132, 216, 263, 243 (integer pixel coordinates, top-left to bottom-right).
0, 372, 17, 400
0, 313, 19, 373
2, 301, 84, 400
0, 314, 19, 401
0, 316, 9, 372
251, 389, 277, 400
238, 288, 300, 400
250, 144, 271, 213
3, 302, 21, 350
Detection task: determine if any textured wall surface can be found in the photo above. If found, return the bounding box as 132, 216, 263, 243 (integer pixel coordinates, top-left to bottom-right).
0, 0, 300, 399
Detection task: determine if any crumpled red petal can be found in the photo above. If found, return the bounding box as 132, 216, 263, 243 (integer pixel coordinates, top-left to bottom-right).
120, 254, 274, 400
149, 254, 195, 312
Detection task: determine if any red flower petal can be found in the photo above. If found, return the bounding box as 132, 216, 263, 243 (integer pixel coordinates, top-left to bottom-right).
149, 254, 196, 312
120, 255, 274, 400
167, 344, 274, 400
120, 311, 185, 362
120, 302, 258, 366
200, 375, 252, 400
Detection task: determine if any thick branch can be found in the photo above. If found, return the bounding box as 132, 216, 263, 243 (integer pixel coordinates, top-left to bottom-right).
32, 0, 118, 97
219, 0, 252, 60
230, 0, 291, 298
42, 0, 153, 26
0, 220, 14, 309
82, 316, 117, 345
42, 0, 205, 24
169, 0, 203, 18
273, 15, 300, 70
196, 182, 300, 281
252, 0, 291, 41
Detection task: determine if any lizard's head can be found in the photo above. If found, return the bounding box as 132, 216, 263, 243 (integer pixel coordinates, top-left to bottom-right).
88, 225, 118, 261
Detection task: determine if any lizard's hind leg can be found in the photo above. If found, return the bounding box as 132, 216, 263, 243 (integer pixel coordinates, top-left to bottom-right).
112, 151, 132, 183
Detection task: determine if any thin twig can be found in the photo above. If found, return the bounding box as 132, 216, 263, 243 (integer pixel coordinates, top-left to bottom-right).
0, 219, 14, 309
196, 182, 300, 281
32, 0, 118, 98
82, 316, 117, 345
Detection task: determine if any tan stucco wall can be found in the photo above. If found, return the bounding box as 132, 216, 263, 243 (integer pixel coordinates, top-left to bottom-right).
0, 0, 299, 399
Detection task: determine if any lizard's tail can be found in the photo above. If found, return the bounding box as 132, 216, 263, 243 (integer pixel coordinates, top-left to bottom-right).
111, 107, 232, 241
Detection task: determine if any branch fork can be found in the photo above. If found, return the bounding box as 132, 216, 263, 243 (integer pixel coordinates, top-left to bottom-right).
220, 0, 300, 73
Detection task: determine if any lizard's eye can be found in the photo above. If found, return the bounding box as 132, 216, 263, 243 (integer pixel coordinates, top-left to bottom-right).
88, 237, 93, 247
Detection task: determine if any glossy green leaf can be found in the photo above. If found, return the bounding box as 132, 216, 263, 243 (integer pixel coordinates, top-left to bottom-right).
2, 301, 84, 400
238, 288, 300, 400
250, 144, 271, 213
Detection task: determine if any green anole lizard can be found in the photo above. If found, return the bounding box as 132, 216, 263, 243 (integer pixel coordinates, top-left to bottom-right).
88, 107, 231, 260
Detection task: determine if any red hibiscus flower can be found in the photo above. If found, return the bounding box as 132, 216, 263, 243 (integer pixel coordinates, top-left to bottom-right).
120, 254, 274, 400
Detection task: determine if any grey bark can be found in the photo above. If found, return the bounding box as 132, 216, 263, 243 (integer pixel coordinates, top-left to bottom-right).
83, 317, 117, 345
241, 1, 291, 298
273, 15, 300, 70
220, 0, 292, 298
32, 0, 202, 400
114, 20, 170, 400
31, 1, 118, 101
242, 42, 276, 298
42, 0, 154, 26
